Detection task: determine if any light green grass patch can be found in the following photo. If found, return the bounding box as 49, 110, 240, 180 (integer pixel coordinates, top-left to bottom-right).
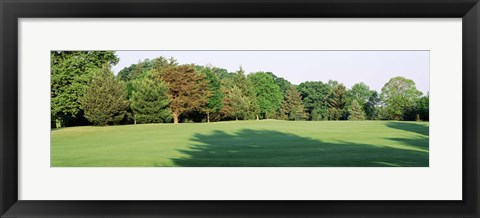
51, 120, 429, 167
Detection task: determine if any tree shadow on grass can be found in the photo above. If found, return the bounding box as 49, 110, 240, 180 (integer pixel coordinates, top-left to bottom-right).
172, 129, 428, 167
386, 122, 429, 136
385, 137, 429, 152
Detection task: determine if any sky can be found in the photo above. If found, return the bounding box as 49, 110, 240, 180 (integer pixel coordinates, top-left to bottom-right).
112, 51, 429, 94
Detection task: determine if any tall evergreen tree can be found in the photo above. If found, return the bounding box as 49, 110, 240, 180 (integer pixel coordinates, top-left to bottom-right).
233, 67, 259, 119
197, 66, 224, 123
348, 100, 366, 121
131, 74, 172, 124
364, 91, 380, 120
79, 66, 129, 126
228, 85, 253, 120
218, 76, 235, 120
158, 64, 209, 124
219, 69, 256, 121
327, 84, 347, 120
279, 86, 306, 120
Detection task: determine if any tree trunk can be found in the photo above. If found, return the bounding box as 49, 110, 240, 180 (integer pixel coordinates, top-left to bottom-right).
55, 119, 62, 128
256, 114, 259, 120
173, 112, 179, 124
207, 112, 210, 123
236, 117, 238, 121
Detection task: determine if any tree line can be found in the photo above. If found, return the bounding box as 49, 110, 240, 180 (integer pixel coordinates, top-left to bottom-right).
51, 51, 429, 127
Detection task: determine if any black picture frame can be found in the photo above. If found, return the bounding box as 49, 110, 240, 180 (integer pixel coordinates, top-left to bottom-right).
1, 0, 479, 217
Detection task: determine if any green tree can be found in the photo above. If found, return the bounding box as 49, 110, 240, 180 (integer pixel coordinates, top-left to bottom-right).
279, 86, 306, 120
196, 66, 224, 123
228, 85, 253, 120
404, 93, 429, 121
154, 57, 178, 72
218, 77, 235, 120
130, 74, 172, 124
217, 74, 241, 120
117, 59, 154, 82
381, 77, 422, 120
210, 67, 232, 80
416, 94, 429, 121
328, 80, 339, 87
218, 68, 258, 121
297, 81, 332, 120
118, 57, 177, 99
51, 51, 119, 127
265, 72, 292, 96
327, 84, 347, 120
233, 67, 259, 119
158, 64, 209, 124
364, 91, 380, 120
346, 83, 372, 108
345, 83, 374, 120
348, 100, 366, 121
248, 72, 283, 119
79, 67, 129, 126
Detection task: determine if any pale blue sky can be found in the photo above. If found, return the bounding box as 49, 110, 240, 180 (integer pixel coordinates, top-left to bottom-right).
112, 51, 429, 94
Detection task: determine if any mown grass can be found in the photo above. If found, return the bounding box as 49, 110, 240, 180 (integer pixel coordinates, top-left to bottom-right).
51, 120, 429, 167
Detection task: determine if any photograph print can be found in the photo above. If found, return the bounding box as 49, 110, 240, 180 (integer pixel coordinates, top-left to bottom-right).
51, 50, 429, 167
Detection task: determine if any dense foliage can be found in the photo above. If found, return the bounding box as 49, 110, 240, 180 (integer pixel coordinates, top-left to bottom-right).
79, 67, 129, 126
220, 68, 259, 120
279, 86, 306, 121
327, 84, 347, 120
158, 64, 210, 124
196, 66, 224, 123
51, 51, 119, 127
348, 100, 366, 121
381, 77, 423, 120
51, 52, 429, 126
130, 73, 172, 124
248, 72, 283, 119
297, 81, 332, 120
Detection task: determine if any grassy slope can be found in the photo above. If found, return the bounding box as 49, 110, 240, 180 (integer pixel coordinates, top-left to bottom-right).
51, 120, 429, 167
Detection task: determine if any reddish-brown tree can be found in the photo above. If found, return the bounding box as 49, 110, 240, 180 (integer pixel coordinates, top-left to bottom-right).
158, 64, 209, 124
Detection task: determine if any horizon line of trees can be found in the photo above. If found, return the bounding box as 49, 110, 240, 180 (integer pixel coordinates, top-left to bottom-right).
51, 51, 429, 127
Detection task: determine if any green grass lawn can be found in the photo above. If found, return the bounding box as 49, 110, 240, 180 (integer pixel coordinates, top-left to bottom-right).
51, 120, 429, 167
